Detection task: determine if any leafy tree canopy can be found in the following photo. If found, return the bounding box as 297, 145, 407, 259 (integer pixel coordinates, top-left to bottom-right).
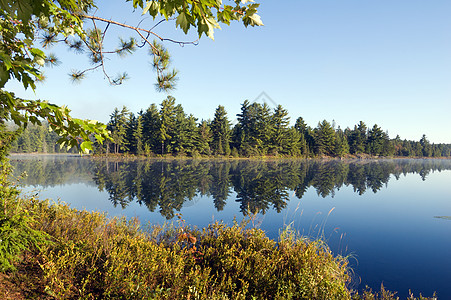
0, 0, 263, 153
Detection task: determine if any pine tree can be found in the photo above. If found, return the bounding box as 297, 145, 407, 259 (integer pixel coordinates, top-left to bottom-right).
392, 135, 403, 156
252, 103, 272, 155
348, 121, 367, 154
285, 127, 302, 157
141, 104, 161, 154
314, 120, 335, 156
159, 96, 177, 154
198, 120, 213, 156
235, 101, 273, 156
125, 112, 137, 154
36, 124, 47, 153
420, 134, 432, 157
333, 127, 349, 157
18, 131, 32, 153
366, 124, 385, 156
210, 105, 231, 156
174, 112, 198, 156
107, 106, 130, 154
171, 105, 195, 155
234, 100, 252, 155
134, 115, 144, 155
294, 117, 312, 156
271, 105, 290, 155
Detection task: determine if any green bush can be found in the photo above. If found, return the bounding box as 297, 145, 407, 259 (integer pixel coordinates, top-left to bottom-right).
1, 196, 438, 299
0, 153, 51, 272
1, 198, 349, 299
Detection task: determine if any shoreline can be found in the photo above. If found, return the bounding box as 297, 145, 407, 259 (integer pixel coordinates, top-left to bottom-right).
8, 152, 451, 161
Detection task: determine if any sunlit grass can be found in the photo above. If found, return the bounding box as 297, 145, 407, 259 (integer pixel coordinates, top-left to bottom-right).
1, 197, 439, 299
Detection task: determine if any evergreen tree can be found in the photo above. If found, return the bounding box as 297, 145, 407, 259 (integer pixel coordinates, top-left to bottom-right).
412, 141, 423, 156
17, 131, 32, 153
142, 104, 161, 155
314, 120, 336, 156
159, 96, 177, 154
333, 127, 349, 157
285, 127, 303, 157
210, 105, 231, 156
441, 145, 451, 157
173, 112, 198, 156
125, 113, 137, 154
252, 103, 273, 155
133, 115, 144, 155
381, 130, 393, 156
392, 135, 403, 156
170, 105, 195, 155
271, 105, 290, 155
234, 101, 273, 156
234, 100, 254, 156
294, 117, 310, 156
107, 106, 130, 154
348, 121, 367, 154
366, 124, 385, 156
36, 124, 47, 153
401, 139, 413, 156
420, 134, 432, 157
198, 120, 213, 156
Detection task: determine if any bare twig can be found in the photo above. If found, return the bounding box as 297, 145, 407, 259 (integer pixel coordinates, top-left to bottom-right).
91, 18, 113, 85
82, 15, 198, 49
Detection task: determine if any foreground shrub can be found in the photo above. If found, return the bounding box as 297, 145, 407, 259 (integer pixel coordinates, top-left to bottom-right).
2, 198, 349, 299
0, 157, 51, 273
197, 223, 350, 299
1, 198, 438, 299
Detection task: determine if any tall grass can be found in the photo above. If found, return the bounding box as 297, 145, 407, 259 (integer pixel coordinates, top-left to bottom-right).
1, 197, 438, 299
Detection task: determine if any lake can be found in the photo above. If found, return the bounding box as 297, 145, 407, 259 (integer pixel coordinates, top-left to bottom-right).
9, 155, 451, 298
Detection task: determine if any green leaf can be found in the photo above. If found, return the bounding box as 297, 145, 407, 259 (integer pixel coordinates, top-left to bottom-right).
0, 52, 12, 70
142, 0, 159, 18
248, 13, 263, 26
218, 9, 233, 25
30, 48, 45, 58
80, 141, 93, 153
198, 16, 220, 40
0, 66, 10, 88
16, 0, 33, 22
131, 0, 144, 9
176, 11, 191, 34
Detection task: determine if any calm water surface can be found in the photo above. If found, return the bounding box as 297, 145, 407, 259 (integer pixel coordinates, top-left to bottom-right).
9, 155, 451, 298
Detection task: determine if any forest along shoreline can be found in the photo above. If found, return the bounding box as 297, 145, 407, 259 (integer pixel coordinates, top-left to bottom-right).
8, 152, 451, 161
7, 99, 451, 159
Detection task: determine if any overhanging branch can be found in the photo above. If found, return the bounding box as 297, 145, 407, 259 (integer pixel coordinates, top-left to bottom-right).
82, 15, 199, 52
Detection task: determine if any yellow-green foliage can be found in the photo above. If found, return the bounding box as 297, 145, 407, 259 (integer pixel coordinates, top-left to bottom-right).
197, 223, 350, 299
12, 198, 350, 299
0, 159, 51, 272
6, 198, 437, 300
351, 285, 437, 300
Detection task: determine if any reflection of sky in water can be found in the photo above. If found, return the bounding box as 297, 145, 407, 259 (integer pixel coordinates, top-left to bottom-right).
14, 158, 451, 299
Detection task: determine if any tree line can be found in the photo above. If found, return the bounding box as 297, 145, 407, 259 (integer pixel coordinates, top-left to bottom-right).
7, 123, 76, 154
8, 96, 451, 158
91, 96, 451, 158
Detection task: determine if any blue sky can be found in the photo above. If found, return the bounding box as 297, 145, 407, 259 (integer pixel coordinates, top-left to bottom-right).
6, 0, 451, 143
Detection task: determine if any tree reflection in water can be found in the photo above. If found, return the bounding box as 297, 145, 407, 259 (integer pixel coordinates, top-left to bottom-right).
11, 156, 451, 219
